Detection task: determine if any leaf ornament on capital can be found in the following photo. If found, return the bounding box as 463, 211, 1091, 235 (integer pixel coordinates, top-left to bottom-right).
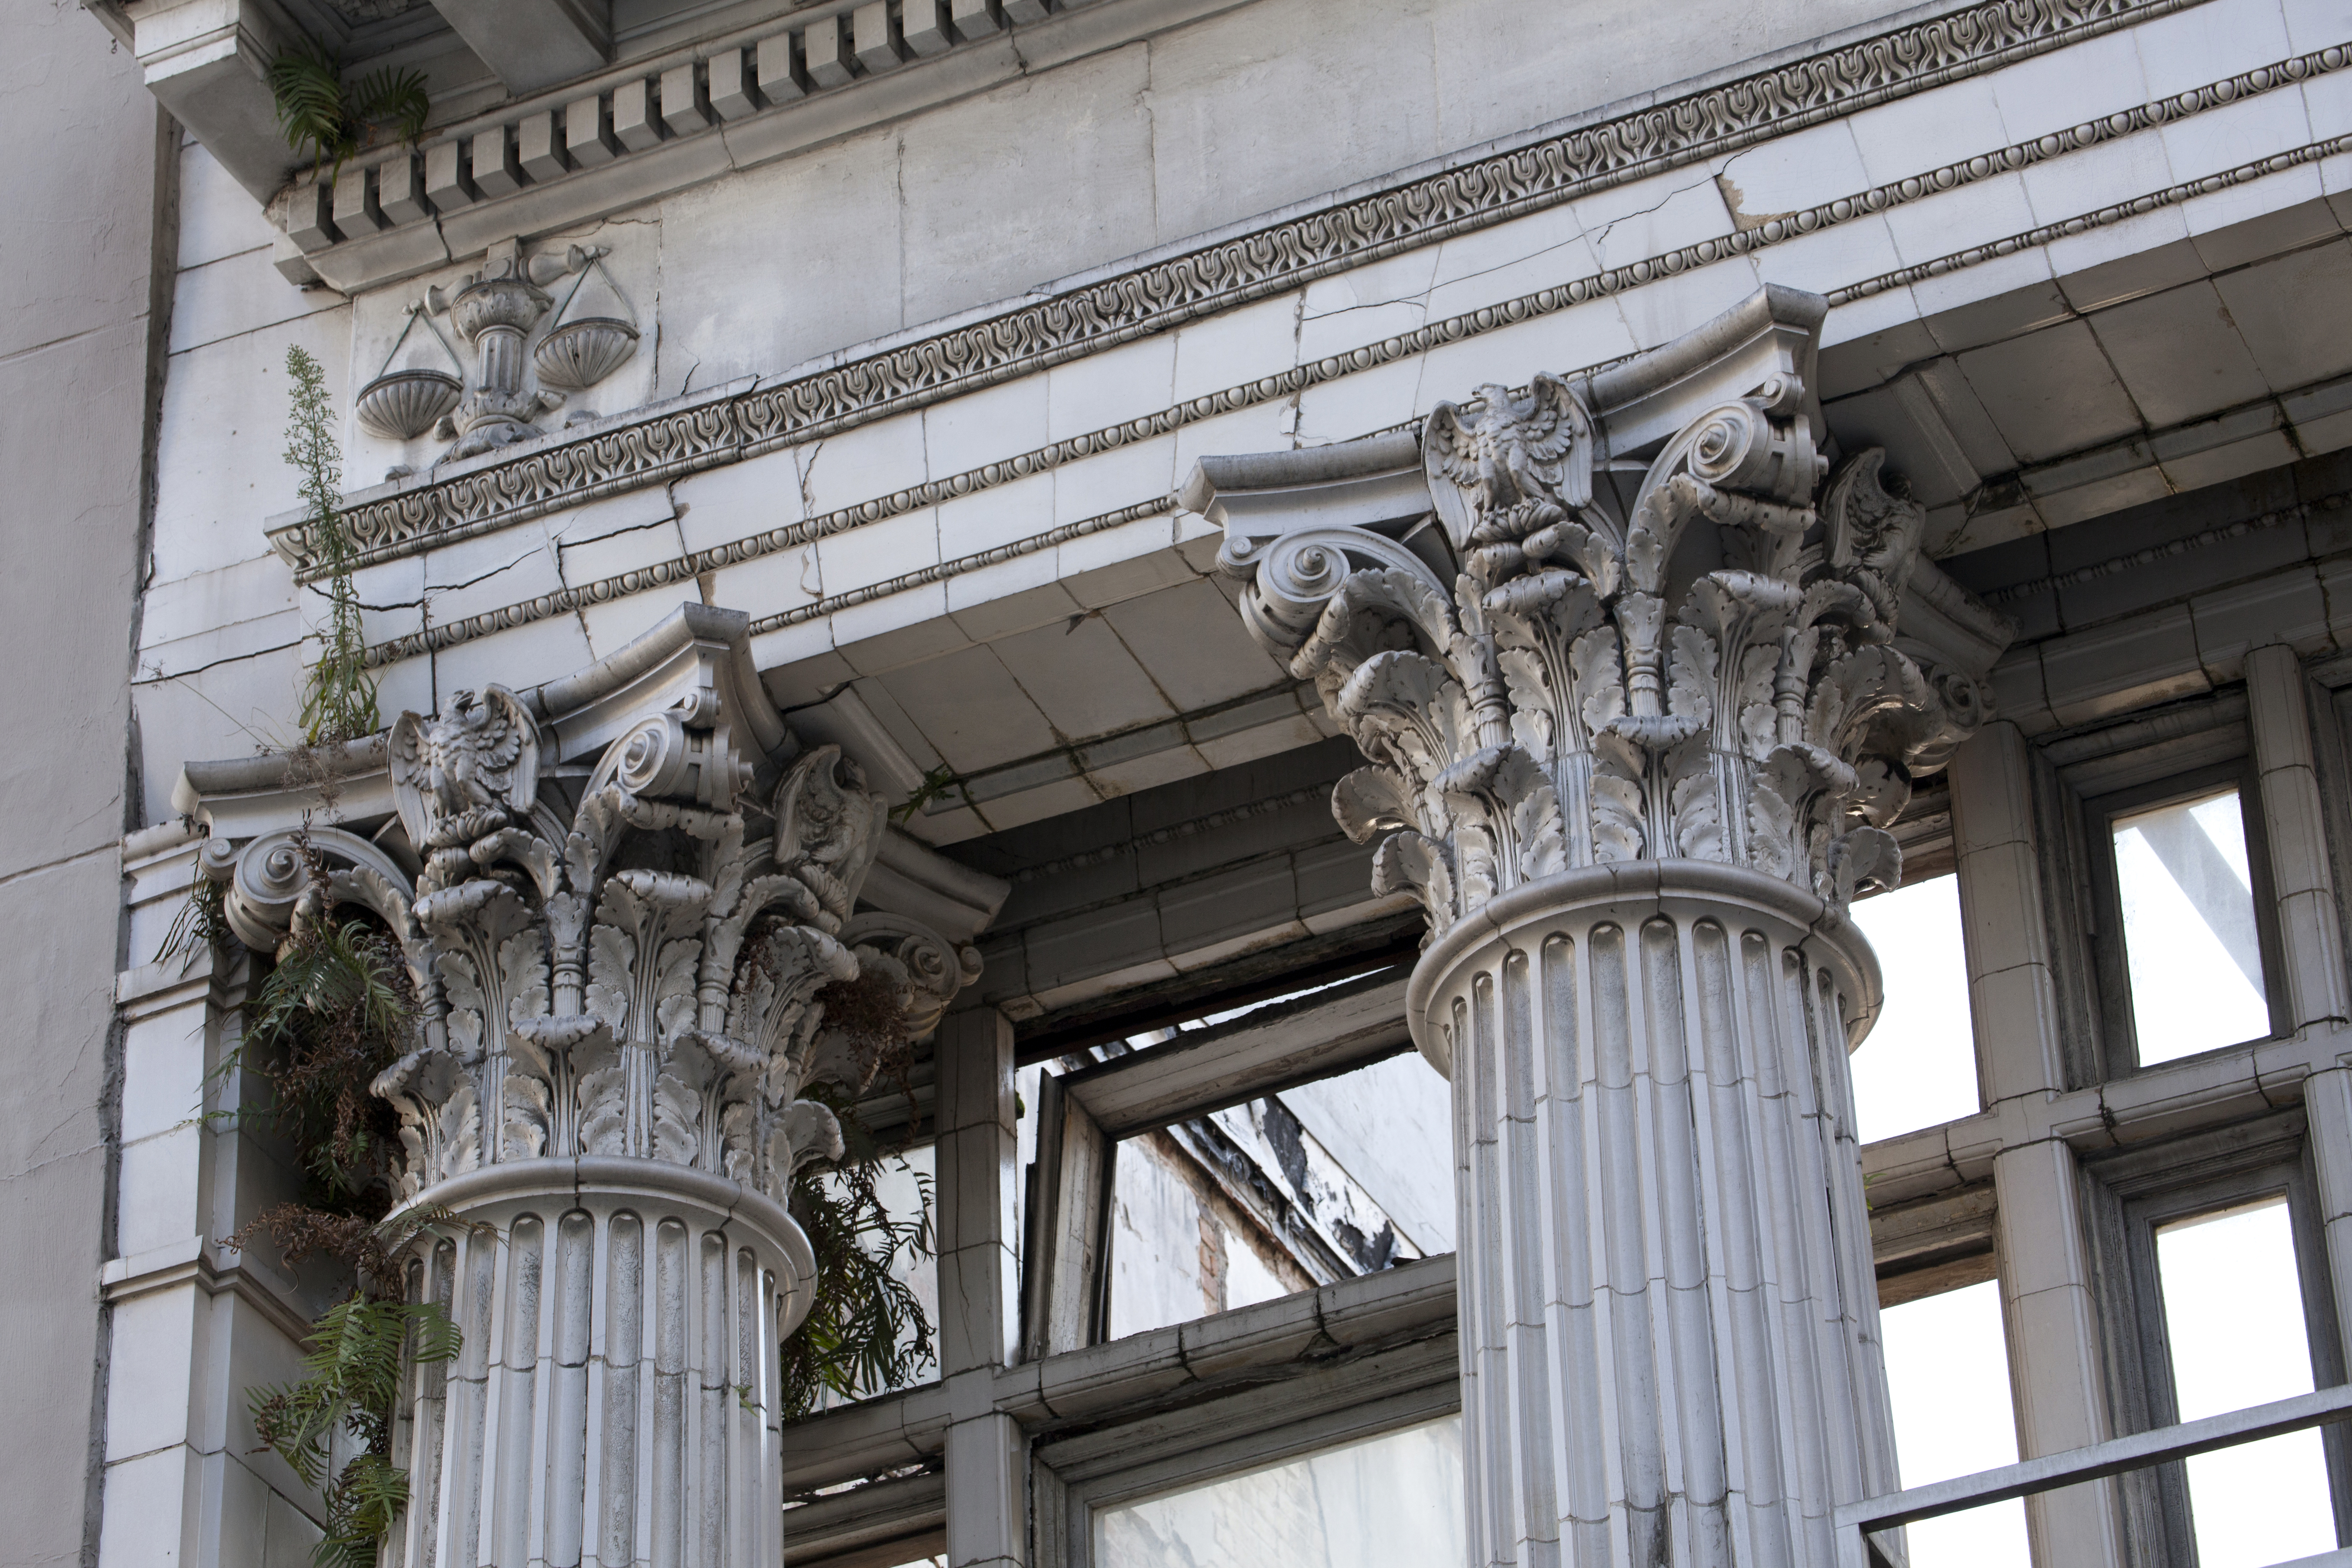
214, 674, 931, 1208
1222, 374, 1989, 937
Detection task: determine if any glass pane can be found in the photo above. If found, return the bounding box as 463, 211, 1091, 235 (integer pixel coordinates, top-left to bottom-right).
2156, 1197, 2335, 1567
1106, 1051, 1452, 1341
1880, 1279, 2029, 1566
1094, 1416, 1463, 1566
2112, 787, 2268, 1064
1847, 874, 1979, 1141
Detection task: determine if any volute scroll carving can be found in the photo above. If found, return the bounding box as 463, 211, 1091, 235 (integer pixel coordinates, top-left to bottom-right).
188, 615, 995, 1212
1212, 294, 2006, 939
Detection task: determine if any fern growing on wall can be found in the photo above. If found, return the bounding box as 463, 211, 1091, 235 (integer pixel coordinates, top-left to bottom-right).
268, 38, 429, 183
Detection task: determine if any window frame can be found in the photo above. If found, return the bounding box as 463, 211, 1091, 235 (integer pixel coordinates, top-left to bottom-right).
2084, 1112, 2352, 1563
1019, 963, 1436, 1356
2079, 755, 2288, 1079
1035, 1369, 1461, 1568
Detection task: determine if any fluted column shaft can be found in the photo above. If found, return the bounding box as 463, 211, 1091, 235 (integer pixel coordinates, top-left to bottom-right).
386, 1159, 815, 1568
1411, 863, 1896, 1568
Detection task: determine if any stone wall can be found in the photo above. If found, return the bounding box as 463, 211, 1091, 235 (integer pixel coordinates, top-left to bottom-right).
0, 9, 168, 1568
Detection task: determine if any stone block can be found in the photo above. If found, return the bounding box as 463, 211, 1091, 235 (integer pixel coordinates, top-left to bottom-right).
1102, 578, 1285, 712
804, 14, 856, 88
424, 138, 477, 208
2133, 0, 2292, 99
334, 163, 383, 240
517, 110, 567, 182
614, 78, 663, 152
567, 95, 620, 166
661, 63, 713, 135
2039, 604, 2210, 728
377, 151, 431, 223
950, 0, 1002, 37
1844, 75, 2007, 187
870, 645, 1056, 773
854, 1, 905, 73
816, 508, 941, 600
708, 46, 758, 118
904, 0, 954, 56
284, 176, 336, 251
756, 33, 806, 102
469, 126, 523, 197
926, 374, 1050, 477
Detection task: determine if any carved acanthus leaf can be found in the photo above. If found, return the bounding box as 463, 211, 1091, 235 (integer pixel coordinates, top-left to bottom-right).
1223, 346, 1999, 924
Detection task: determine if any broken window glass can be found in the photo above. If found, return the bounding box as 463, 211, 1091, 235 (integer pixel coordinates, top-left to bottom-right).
1103, 1050, 1453, 1342
1879, 1277, 2027, 1565
2112, 787, 2269, 1064
2154, 1195, 2335, 1567
1847, 872, 1980, 1141
1092, 1416, 1463, 1566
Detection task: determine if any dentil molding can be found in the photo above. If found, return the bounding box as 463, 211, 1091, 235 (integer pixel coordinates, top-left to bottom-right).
269, 0, 2244, 583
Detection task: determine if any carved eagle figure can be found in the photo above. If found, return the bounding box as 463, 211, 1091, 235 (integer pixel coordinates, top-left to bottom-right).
1424, 371, 1596, 545
389, 685, 540, 852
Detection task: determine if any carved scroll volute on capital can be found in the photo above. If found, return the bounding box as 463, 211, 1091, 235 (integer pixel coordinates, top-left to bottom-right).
1220, 368, 1994, 936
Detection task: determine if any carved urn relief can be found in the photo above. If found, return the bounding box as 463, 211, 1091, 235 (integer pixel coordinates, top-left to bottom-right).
354, 237, 643, 460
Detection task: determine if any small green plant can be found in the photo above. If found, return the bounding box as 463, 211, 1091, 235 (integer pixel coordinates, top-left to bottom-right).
284, 346, 381, 748
248, 1292, 460, 1568
268, 38, 429, 183
781, 1092, 937, 1417
890, 762, 963, 824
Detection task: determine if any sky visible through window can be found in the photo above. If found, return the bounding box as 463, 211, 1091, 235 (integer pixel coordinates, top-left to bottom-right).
2156, 1196, 2335, 1567
2114, 787, 2269, 1064
1847, 873, 1979, 1142
1880, 1279, 2029, 1565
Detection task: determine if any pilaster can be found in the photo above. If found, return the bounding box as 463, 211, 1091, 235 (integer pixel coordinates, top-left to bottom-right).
1949, 722, 2128, 1567
2246, 642, 2352, 1034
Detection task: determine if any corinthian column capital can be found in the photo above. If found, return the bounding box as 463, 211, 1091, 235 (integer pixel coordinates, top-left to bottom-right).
1197, 287, 2014, 942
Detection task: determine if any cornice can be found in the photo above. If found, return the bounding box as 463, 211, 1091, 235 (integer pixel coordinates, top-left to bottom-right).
366, 101, 2352, 669
1978, 489, 2352, 609
284, 0, 2219, 582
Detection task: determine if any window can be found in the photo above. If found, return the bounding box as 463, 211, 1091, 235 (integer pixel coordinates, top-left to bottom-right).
2081, 759, 2283, 1074
2110, 786, 2270, 1064
1091, 1417, 1464, 1566
1104, 1049, 1450, 1341
1880, 1279, 2028, 1565
1019, 964, 1455, 1354
2088, 1114, 2350, 1564
2154, 1197, 2334, 1566
1847, 873, 1980, 1141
